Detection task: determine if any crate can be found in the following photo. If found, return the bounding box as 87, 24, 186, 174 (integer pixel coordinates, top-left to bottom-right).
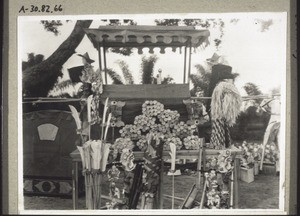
240, 167, 254, 183
261, 163, 276, 175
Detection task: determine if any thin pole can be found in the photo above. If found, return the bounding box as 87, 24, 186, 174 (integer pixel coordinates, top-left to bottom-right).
183, 46, 187, 84
103, 45, 108, 84
97, 43, 104, 87
172, 174, 175, 209
188, 42, 192, 84
98, 43, 102, 71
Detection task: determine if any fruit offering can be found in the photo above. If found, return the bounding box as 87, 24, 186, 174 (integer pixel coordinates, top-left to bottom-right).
142, 100, 164, 117
157, 109, 180, 128
183, 135, 201, 150
173, 121, 196, 139
136, 135, 148, 151
164, 136, 182, 150
119, 124, 142, 140
134, 114, 156, 132
113, 137, 135, 153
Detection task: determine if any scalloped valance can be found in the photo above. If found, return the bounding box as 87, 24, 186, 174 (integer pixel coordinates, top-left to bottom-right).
84, 25, 210, 52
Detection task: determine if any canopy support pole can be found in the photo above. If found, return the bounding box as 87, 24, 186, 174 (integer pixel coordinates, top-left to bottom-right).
103, 44, 108, 84
188, 41, 192, 84
97, 43, 103, 81
183, 46, 187, 84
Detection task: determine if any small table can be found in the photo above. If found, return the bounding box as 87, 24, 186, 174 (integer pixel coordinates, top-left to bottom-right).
70, 148, 241, 210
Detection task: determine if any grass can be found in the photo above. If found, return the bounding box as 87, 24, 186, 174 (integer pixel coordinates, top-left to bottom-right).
24, 172, 279, 210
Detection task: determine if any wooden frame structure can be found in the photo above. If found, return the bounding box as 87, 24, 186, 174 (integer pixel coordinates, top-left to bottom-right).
84, 25, 210, 85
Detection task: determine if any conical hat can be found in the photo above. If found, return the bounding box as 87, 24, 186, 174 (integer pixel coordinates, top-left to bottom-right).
77, 52, 95, 63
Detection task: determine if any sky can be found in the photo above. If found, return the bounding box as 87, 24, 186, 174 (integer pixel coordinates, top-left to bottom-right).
19, 13, 287, 96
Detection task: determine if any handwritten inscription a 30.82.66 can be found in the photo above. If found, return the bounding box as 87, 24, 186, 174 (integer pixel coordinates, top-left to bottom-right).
19, 5, 63, 13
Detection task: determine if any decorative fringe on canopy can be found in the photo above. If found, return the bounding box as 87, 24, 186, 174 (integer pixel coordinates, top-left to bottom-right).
211, 81, 242, 127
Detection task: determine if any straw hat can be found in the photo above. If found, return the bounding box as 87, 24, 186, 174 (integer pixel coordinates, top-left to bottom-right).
77, 52, 95, 64
206, 53, 221, 65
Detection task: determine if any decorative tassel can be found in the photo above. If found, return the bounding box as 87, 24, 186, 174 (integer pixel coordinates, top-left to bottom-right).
211, 81, 242, 126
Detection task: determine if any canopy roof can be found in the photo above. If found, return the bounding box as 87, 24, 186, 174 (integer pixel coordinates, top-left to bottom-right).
84, 25, 210, 50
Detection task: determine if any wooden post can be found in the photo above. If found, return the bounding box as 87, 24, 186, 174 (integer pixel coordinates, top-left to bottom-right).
260, 142, 266, 170
98, 43, 102, 71
103, 45, 108, 84
159, 159, 164, 209
187, 42, 192, 84
199, 177, 207, 209
97, 43, 104, 86
196, 139, 204, 189
72, 161, 79, 210
183, 46, 187, 84
234, 157, 240, 208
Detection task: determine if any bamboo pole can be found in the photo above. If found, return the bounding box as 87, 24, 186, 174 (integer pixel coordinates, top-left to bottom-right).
187, 42, 192, 84
234, 158, 239, 208
196, 139, 204, 189
199, 177, 207, 209
103, 45, 108, 84
230, 170, 234, 209
183, 46, 187, 84
98, 43, 102, 71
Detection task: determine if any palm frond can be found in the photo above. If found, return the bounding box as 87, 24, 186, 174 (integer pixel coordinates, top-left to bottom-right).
140, 55, 158, 84
106, 68, 124, 84
48, 79, 78, 97
195, 64, 206, 75
116, 60, 134, 84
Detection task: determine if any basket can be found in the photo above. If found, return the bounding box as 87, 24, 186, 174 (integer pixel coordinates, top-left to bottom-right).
240, 167, 254, 183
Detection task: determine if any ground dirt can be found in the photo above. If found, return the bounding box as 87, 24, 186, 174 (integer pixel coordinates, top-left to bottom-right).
24, 172, 279, 210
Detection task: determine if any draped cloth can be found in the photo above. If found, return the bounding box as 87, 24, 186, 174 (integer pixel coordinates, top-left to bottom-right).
209, 81, 242, 149
210, 119, 231, 149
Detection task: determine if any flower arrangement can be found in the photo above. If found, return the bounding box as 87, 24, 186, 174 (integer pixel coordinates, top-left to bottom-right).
116, 100, 200, 152
263, 142, 279, 164
238, 141, 263, 168
204, 150, 233, 173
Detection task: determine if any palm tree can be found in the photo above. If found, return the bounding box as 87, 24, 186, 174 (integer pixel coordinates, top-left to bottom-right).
189, 64, 211, 97
140, 55, 158, 84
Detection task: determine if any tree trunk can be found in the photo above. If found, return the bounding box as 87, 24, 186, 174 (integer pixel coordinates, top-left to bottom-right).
22, 20, 93, 97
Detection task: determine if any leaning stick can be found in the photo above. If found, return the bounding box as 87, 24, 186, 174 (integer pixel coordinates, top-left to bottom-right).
104, 113, 112, 141
230, 170, 234, 209
101, 98, 109, 140
199, 177, 207, 209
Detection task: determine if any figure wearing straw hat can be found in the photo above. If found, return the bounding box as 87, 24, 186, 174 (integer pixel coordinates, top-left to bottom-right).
206, 63, 242, 149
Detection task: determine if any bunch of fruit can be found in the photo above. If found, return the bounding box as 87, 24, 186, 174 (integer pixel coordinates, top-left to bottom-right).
117, 100, 202, 152
142, 100, 164, 117
119, 124, 142, 140
134, 114, 156, 132
173, 121, 196, 139
113, 137, 135, 153
157, 109, 180, 128
183, 135, 201, 150
150, 123, 170, 134
136, 135, 148, 151
164, 136, 182, 150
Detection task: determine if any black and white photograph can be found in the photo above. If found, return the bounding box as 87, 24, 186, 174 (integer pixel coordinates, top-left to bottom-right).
18, 13, 287, 214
